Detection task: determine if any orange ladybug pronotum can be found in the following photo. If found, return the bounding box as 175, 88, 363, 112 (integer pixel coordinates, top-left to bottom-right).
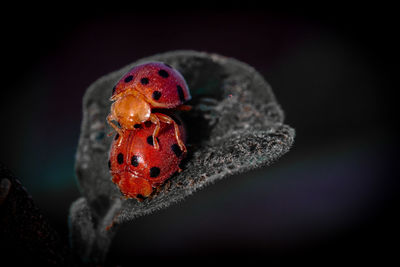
109, 119, 187, 200
107, 62, 191, 152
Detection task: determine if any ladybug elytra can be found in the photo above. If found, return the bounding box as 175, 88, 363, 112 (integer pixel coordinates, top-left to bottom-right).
109, 119, 187, 200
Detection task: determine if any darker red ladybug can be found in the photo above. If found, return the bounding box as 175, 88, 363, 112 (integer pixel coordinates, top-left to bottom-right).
108, 118, 187, 200
107, 62, 191, 152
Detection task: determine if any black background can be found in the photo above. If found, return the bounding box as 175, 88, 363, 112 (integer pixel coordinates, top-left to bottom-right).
1, 3, 398, 265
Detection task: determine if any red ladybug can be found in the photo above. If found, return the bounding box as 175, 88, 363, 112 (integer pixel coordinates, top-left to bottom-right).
107, 62, 191, 152
108, 118, 187, 200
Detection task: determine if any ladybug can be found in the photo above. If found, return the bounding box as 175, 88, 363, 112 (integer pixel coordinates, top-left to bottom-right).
107, 62, 191, 152
108, 118, 187, 200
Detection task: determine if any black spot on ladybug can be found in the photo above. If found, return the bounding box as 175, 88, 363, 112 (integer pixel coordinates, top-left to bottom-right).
177, 85, 185, 102
147, 136, 160, 146
131, 156, 139, 167
108, 160, 111, 170
141, 77, 149, 85
152, 91, 162, 100
144, 121, 152, 128
158, 69, 169, 78
112, 86, 116, 95
147, 136, 153, 146
150, 167, 160, 178
124, 75, 133, 83
171, 144, 182, 157
134, 124, 143, 129
114, 133, 120, 140
117, 153, 124, 164
170, 114, 182, 126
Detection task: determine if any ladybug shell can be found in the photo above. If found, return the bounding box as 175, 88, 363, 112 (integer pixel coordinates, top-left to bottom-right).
111, 62, 191, 108
109, 119, 187, 199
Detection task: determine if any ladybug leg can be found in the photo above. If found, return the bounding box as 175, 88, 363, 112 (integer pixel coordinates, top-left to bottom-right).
175, 104, 192, 111
107, 114, 123, 137
149, 114, 161, 150
154, 113, 187, 153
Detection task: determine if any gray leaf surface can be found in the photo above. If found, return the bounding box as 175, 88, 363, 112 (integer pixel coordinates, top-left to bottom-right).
74, 50, 295, 226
